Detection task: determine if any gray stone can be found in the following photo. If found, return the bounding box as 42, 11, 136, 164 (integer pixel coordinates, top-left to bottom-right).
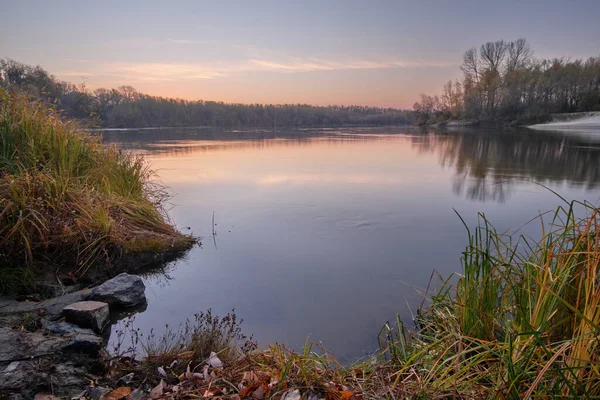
83, 386, 112, 400
42, 320, 103, 355
42, 320, 96, 336
62, 301, 109, 333
0, 327, 65, 360
90, 273, 146, 307
0, 288, 92, 320
63, 332, 103, 355
128, 388, 147, 400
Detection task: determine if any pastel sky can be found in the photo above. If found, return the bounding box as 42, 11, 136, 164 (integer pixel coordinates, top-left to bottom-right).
1, 0, 599, 108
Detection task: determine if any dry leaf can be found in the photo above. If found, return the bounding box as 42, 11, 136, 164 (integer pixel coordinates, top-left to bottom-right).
192, 372, 204, 380
239, 382, 262, 398
327, 390, 362, 400
185, 363, 194, 380
34, 394, 56, 400
208, 351, 223, 369
252, 385, 266, 400
243, 371, 260, 384
177, 350, 195, 359
280, 389, 301, 400
106, 387, 131, 400
150, 379, 166, 399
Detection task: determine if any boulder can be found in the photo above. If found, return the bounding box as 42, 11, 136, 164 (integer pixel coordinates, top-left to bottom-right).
62, 301, 109, 333
63, 332, 103, 355
43, 320, 103, 355
90, 273, 146, 307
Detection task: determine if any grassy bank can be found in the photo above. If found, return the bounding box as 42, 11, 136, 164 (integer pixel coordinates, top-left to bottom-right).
104, 201, 599, 399
0, 90, 196, 294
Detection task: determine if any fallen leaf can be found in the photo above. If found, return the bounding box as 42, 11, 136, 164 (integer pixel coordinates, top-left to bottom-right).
150, 379, 166, 399
177, 350, 195, 359
106, 387, 132, 400
203, 388, 221, 398
327, 390, 362, 400
280, 389, 301, 400
4, 361, 19, 373
243, 371, 260, 385
192, 372, 204, 380
185, 363, 194, 380
252, 385, 266, 400
34, 394, 56, 400
239, 382, 262, 398
208, 351, 223, 369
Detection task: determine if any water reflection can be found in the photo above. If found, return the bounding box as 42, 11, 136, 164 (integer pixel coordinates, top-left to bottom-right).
410, 129, 600, 202
103, 126, 600, 362
104, 127, 600, 203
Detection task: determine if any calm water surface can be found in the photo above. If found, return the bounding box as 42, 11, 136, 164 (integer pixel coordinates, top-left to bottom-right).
103, 126, 600, 362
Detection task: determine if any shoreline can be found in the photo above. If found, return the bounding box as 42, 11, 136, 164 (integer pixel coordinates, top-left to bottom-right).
528, 112, 600, 131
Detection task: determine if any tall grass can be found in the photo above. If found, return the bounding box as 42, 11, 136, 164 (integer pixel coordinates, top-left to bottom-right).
104, 201, 599, 398
380, 200, 600, 398
0, 89, 195, 292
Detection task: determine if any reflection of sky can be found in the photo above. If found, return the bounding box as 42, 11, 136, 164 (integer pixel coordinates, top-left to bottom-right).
108, 129, 600, 362
3, 1, 600, 107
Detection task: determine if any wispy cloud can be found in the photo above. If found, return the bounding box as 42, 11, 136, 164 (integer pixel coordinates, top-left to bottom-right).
56, 52, 455, 84
250, 57, 454, 72
167, 38, 210, 45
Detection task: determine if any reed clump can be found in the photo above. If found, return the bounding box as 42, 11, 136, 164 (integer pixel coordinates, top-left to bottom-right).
0, 90, 195, 293
380, 200, 600, 398
104, 201, 599, 399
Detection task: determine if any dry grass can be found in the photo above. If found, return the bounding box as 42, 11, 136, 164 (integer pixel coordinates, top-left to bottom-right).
101, 202, 599, 399
0, 90, 196, 293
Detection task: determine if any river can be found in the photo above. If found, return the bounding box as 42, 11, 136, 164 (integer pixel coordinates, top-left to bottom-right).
103, 125, 600, 362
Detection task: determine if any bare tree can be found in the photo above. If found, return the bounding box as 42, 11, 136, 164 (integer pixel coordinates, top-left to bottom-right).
480, 40, 508, 72
461, 48, 480, 83
507, 38, 533, 71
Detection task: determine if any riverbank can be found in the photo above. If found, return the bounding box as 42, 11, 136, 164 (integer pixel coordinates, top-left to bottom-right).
0, 90, 197, 295
528, 112, 600, 131
2, 201, 596, 399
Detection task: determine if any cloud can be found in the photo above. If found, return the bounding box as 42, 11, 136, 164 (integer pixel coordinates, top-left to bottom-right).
55, 52, 455, 84
250, 57, 455, 72
167, 39, 210, 45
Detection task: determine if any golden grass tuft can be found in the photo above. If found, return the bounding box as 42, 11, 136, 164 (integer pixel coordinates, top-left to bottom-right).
0, 89, 196, 292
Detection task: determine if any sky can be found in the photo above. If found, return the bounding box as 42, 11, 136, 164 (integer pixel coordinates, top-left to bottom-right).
1, 0, 599, 108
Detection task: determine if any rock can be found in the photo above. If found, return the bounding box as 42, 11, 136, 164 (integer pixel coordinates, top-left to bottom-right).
128, 388, 147, 400
83, 386, 112, 400
62, 301, 109, 333
63, 332, 103, 355
42, 320, 96, 335
90, 273, 146, 308
0, 327, 65, 360
0, 288, 93, 321
41, 321, 103, 354
118, 372, 135, 385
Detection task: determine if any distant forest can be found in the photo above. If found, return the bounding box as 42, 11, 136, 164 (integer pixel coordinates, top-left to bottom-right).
413, 39, 600, 125
0, 59, 411, 128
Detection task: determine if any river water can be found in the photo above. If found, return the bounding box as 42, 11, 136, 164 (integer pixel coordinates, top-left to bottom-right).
103, 126, 600, 362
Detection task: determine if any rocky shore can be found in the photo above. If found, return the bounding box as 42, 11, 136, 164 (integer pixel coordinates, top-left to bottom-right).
0, 273, 147, 399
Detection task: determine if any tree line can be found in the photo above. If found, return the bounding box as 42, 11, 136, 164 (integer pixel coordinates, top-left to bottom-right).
0, 59, 411, 128
413, 39, 600, 125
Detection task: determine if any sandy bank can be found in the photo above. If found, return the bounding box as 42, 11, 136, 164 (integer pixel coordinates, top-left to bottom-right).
529, 113, 600, 130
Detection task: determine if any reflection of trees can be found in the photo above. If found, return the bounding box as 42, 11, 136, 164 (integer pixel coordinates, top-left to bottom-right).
412, 128, 600, 202
101, 126, 409, 156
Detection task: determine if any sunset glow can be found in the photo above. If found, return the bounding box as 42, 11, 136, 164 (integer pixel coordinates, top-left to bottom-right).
2, 0, 599, 107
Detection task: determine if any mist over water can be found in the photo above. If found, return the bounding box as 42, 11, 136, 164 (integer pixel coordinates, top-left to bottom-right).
104, 126, 600, 362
